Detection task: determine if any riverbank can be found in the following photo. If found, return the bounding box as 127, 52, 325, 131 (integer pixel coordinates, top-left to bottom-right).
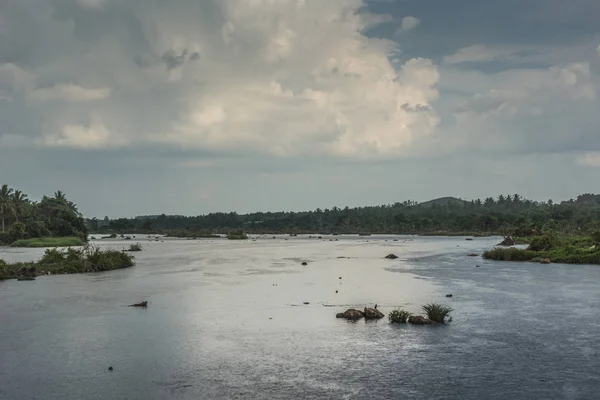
0, 246, 134, 280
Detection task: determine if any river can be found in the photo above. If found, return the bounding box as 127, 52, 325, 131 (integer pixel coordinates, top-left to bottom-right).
1, 235, 599, 399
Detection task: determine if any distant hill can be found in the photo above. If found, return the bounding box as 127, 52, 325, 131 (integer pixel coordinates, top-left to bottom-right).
416, 197, 468, 208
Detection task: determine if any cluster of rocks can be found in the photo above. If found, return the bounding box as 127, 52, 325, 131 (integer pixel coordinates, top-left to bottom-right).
336, 306, 384, 321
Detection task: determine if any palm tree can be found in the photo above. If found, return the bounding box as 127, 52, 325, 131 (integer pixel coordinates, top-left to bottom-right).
0, 184, 15, 232
54, 190, 66, 201
12, 190, 29, 222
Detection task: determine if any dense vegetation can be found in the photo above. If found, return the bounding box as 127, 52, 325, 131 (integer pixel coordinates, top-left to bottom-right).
10, 237, 85, 248
88, 194, 600, 237
0, 245, 134, 280
483, 233, 600, 264
0, 185, 88, 246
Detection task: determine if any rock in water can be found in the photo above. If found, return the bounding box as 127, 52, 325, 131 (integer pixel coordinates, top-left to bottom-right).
540, 258, 551, 264
446, 294, 453, 298
336, 309, 364, 320
408, 315, 436, 325
363, 307, 385, 320
384, 254, 399, 259
129, 301, 148, 307
301, 262, 308, 266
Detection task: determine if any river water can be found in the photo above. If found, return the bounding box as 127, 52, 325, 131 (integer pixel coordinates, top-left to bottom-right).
1, 235, 599, 399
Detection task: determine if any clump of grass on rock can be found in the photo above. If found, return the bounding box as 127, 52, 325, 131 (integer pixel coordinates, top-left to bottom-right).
422, 303, 453, 324
388, 309, 412, 324
127, 243, 143, 252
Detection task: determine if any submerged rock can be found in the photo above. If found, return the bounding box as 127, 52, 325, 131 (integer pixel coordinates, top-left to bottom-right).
301, 262, 308, 266
468, 253, 479, 257
336, 309, 364, 320
363, 307, 384, 320
129, 301, 148, 307
408, 315, 437, 325
446, 294, 453, 298
384, 254, 399, 260
17, 276, 36, 281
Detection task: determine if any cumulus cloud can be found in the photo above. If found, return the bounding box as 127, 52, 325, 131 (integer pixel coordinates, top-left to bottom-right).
399, 16, 420, 33
40, 119, 126, 149
30, 84, 111, 102
0, 0, 440, 159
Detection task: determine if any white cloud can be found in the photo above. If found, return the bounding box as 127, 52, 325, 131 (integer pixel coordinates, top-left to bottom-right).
3, 0, 438, 158
30, 84, 111, 102
443, 44, 518, 65
577, 152, 600, 167
40, 120, 126, 149
400, 16, 420, 33
455, 62, 596, 117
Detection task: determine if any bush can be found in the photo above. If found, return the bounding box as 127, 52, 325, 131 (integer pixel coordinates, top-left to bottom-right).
11, 237, 85, 248
128, 243, 143, 252
483, 248, 539, 261
388, 309, 412, 324
422, 303, 453, 324
227, 230, 248, 240
39, 248, 66, 264
527, 233, 561, 251
591, 230, 600, 244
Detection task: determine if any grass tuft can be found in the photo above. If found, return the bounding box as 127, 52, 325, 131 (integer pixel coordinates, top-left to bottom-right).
422, 303, 453, 324
388, 309, 412, 324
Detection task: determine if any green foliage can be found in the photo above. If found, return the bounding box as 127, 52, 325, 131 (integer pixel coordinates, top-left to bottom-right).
484, 234, 600, 264
88, 193, 600, 236
388, 309, 412, 324
592, 230, 600, 244
0, 184, 88, 241
11, 237, 85, 248
39, 248, 67, 264
227, 230, 248, 240
165, 230, 220, 238
0, 244, 134, 280
128, 243, 143, 251
483, 248, 539, 261
422, 303, 453, 324
527, 233, 561, 251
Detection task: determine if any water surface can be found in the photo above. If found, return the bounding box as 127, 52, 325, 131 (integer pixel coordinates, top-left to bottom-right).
1, 236, 599, 399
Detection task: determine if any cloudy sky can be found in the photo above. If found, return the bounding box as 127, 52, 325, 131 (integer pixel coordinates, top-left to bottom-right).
1, 0, 599, 218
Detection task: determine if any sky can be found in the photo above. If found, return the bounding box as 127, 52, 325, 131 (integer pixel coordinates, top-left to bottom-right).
0, 0, 599, 218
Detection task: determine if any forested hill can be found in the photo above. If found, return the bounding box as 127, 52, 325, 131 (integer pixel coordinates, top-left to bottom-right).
88, 194, 600, 236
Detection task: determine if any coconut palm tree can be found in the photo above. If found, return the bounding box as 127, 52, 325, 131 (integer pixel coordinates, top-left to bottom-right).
0, 184, 15, 232
12, 190, 29, 222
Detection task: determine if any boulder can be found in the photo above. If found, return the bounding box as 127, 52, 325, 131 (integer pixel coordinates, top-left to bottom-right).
336, 309, 364, 320
301, 262, 308, 266
540, 258, 551, 264
408, 315, 436, 325
363, 307, 384, 320
385, 254, 399, 260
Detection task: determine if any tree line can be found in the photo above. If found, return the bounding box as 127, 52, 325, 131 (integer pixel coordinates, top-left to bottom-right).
88, 194, 600, 236
0, 185, 88, 245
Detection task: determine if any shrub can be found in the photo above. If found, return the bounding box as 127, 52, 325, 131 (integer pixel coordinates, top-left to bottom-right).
388, 309, 412, 324
483, 248, 539, 261
591, 230, 600, 245
527, 233, 561, 251
422, 303, 453, 324
128, 243, 143, 252
39, 248, 66, 264
227, 230, 248, 240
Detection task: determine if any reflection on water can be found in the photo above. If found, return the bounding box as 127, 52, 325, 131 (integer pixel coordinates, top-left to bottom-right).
1, 236, 599, 399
